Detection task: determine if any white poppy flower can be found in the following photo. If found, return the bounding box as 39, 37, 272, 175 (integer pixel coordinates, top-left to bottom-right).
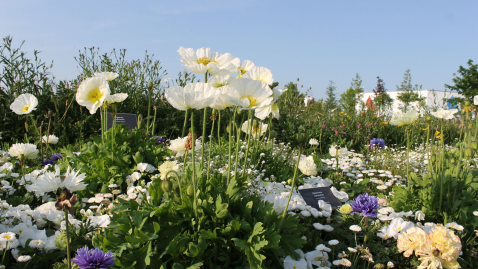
241, 120, 268, 139
165, 83, 215, 111
389, 109, 419, 126
76, 77, 111, 114
10, 93, 38, 115
228, 77, 273, 110
242, 66, 274, 85
235, 60, 255, 76
430, 108, 458, 120
177, 47, 240, 75
105, 93, 128, 104
93, 72, 119, 81
255, 88, 281, 120
168, 136, 202, 157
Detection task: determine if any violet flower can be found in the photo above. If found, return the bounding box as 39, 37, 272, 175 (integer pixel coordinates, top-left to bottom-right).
72, 246, 115, 269
369, 138, 385, 149
350, 193, 380, 217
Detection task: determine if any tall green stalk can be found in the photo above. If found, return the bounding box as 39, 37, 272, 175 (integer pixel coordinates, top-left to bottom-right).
227, 107, 237, 184
278, 147, 303, 230
190, 112, 198, 220
182, 109, 189, 137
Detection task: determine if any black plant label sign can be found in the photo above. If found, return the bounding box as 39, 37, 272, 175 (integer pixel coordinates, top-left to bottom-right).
107, 113, 138, 131
298, 187, 342, 210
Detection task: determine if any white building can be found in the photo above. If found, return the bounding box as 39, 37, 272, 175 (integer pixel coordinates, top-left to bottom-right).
358, 90, 463, 114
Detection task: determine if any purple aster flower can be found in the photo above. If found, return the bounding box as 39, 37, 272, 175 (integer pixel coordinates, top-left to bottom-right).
369, 138, 385, 149
156, 137, 166, 145
350, 193, 380, 217
50, 153, 63, 162
72, 246, 115, 269
41, 159, 54, 166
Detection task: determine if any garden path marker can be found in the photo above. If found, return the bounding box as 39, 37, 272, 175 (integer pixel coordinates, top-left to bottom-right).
107, 113, 138, 130
298, 187, 342, 210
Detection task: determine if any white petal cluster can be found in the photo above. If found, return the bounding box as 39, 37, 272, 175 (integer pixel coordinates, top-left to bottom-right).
298, 155, 317, 176
168, 136, 202, 157
158, 160, 181, 180
8, 143, 38, 160
93, 71, 119, 81
41, 135, 59, 144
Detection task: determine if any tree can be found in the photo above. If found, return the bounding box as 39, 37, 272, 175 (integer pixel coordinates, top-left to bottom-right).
445, 59, 478, 102
324, 80, 338, 111
339, 74, 364, 113
373, 76, 393, 114
396, 69, 424, 111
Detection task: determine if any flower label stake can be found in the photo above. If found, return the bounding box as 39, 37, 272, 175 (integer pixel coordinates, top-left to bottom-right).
106, 113, 138, 131
298, 187, 342, 210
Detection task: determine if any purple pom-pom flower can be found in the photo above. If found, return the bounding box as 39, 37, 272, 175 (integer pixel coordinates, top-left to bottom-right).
369, 138, 385, 149
350, 193, 380, 217
72, 246, 115, 269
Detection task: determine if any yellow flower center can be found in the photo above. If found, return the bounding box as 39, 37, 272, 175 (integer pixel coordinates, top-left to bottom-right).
196, 57, 216, 66
242, 95, 257, 107
293, 266, 297, 269
3, 235, 11, 239
22, 105, 30, 112
87, 88, 104, 103
239, 68, 247, 75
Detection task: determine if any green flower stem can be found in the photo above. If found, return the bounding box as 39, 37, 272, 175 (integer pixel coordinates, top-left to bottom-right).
190, 111, 198, 221
227, 107, 237, 184
242, 111, 253, 177
1, 242, 8, 265
206, 110, 215, 180
202, 107, 207, 164
64, 209, 71, 269
406, 127, 410, 188
182, 109, 189, 137
233, 122, 242, 182
217, 111, 222, 148
279, 147, 303, 230
152, 106, 157, 136
146, 88, 152, 135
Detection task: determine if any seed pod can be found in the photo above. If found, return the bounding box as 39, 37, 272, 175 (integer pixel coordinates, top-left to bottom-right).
269, 130, 277, 138
465, 101, 471, 106
450, 157, 456, 164
426, 116, 432, 122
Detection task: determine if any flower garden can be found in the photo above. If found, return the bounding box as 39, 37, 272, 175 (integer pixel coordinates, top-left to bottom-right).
0, 37, 478, 269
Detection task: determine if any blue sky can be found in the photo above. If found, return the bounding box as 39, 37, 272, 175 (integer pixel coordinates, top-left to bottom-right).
1, 0, 477, 99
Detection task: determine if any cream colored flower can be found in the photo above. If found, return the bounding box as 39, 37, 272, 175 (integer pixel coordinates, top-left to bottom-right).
298, 155, 317, 176
41, 135, 59, 144
94, 72, 119, 81
165, 83, 215, 111
329, 145, 348, 157
242, 66, 274, 85
10, 93, 38, 115
8, 143, 38, 159
158, 160, 181, 180
309, 138, 319, 146
389, 110, 419, 127
76, 77, 110, 114
209, 86, 244, 110
228, 77, 273, 110
241, 120, 268, 139
177, 47, 240, 75
430, 108, 458, 120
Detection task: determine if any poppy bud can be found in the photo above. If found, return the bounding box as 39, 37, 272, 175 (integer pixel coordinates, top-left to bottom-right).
186, 184, 194, 197
161, 179, 173, 192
